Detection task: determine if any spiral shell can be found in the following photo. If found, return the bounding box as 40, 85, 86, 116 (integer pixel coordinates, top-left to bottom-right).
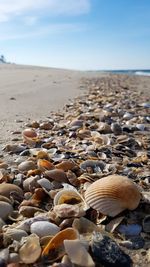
84, 175, 141, 217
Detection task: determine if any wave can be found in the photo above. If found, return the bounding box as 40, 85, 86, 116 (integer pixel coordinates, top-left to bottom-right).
135, 71, 150, 76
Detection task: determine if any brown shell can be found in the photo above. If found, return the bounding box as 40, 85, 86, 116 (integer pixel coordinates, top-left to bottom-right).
84, 175, 141, 217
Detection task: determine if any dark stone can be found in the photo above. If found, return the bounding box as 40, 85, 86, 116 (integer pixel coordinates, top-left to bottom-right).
0, 258, 6, 267
91, 232, 132, 267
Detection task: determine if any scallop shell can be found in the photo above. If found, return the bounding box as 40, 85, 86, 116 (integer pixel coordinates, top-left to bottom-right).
84, 175, 141, 217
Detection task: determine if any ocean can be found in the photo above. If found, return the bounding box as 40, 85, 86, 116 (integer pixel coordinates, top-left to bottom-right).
105, 69, 150, 76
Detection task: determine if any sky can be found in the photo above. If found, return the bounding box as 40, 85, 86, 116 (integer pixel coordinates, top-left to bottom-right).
0, 0, 150, 70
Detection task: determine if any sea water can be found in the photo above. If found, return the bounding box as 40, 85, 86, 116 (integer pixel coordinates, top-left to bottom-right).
106, 69, 150, 76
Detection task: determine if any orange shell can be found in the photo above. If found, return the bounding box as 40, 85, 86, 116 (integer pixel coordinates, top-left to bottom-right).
84, 175, 141, 217
22, 128, 37, 138
37, 159, 55, 171
42, 227, 78, 257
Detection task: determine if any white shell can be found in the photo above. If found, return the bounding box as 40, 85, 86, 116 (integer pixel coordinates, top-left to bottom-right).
30, 221, 60, 237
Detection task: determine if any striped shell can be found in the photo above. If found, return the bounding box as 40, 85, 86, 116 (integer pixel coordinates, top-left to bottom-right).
84, 175, 141, 217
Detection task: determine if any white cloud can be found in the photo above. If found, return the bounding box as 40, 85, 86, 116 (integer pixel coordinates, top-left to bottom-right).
0, 0, 91, 22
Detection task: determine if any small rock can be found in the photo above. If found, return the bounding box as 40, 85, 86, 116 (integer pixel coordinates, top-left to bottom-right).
0, 201, 13, 220
91, 232, 132, 267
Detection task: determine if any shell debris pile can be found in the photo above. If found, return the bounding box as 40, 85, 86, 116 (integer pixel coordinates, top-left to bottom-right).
0, 74, 150, 267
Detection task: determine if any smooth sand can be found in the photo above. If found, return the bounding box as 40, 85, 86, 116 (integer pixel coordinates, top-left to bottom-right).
0, 64, 150, 146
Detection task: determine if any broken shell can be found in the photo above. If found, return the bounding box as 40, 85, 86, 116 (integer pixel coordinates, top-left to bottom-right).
54, 203, 86, 218
45, 169, 68, 183
84, 175, 141, 217
0, 184, 23, 198
4, 229, 28, 242
19, 234, 41, 264
30, 221, 60, 237
64, 239, 95, 267
42, 227, 79, 258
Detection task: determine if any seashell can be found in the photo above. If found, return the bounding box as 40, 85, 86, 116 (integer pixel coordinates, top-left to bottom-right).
64, 239, 95, 267
0, 183, 23, 198
0, 201, 13, 220
23, 175, 39, 191
40, 121, 53, 130
29, 148, 47, 157
36, 150, 50, 160
3, 144, 26, 153
84, 175, 141, 217
37, 159, 54, 171
42, 227, 79, 258
22, 128, 37, 142
54, 188, 84, 206
30, 221, 60, 237
45, 169, 68, 183
18, 160, 36, 172
77, 129, 91, 139
72, 217, 100, 235
19, 206, 44, 218
142, 215, 150, 233
19, 234, 41, 264
141, 102, 150, 108
54, 203, 85, 218
0, 195, 12, 204
4, 229, 28, 242
111, 122, 122, 135
98, 122, 111, 134
80, 160, 105, 173
70, 119, 83, 127
123, 112, 133, 120
55, 160, 77, 171
37, 178, 52, 191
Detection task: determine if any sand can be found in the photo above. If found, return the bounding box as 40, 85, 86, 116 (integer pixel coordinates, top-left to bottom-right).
0, 63, 150, 146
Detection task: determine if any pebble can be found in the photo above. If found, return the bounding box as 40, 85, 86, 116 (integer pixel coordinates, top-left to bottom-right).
91, 232, 132, 267
30, 221, 60, 237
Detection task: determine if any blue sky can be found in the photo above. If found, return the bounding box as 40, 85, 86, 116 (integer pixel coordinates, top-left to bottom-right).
0, 0, 150, 70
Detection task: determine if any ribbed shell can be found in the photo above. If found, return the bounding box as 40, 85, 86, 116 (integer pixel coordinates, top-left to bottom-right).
84, 175, 141, 217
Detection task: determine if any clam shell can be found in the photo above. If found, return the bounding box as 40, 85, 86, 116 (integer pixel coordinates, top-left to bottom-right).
84, 175, 141, 217
54, 189, 84, 206
22, 128, 38, 146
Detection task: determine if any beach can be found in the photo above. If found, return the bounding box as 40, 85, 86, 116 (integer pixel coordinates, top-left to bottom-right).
0, 64, 150, 146
0, 64, 150, 267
